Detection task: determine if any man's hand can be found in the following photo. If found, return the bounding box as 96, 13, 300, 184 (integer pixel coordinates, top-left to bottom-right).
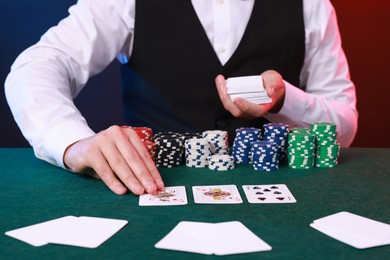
63, 125, 164, 195
215, 70, 285, 118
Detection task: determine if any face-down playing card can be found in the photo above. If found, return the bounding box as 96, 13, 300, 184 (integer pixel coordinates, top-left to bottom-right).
242, 184, 297, 203
5, 216, 128, 248
192, 185, 243, 204
139, 186, 188, 206
155, 221, 272, 255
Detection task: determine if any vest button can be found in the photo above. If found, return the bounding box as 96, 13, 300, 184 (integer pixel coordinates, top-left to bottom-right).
217, 120, 226, 128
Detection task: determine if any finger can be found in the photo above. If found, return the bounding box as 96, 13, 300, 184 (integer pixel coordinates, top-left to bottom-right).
115, 128, 162, 194
262, 70, 282, 97
98, 137, 146, 195
215, 74, 242, 116
89, 149, 129, 195
233, 98, 267, 118
129, 132, 165, 190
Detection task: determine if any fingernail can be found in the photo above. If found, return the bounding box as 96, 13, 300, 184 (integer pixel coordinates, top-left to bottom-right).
114, 185, 127, 195
146, 181, 157, 193
132, 183, 144, 195
155, 178, 165, 189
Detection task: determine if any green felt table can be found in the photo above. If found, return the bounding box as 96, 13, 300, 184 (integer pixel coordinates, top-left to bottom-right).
0, 148, 389, 259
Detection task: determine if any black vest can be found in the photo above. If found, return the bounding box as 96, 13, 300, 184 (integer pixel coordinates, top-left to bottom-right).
122, 0, 305, 142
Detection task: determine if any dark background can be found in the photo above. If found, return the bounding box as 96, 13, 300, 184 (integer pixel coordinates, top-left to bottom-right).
1, 0, 389, 148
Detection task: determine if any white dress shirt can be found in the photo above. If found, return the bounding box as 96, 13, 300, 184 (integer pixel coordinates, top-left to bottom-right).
4, 0, 358, 168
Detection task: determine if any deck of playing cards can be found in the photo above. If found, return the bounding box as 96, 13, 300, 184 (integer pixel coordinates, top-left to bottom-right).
226, 75, 272, 104
155, 221, 272, 255
5, 216, 128, 248
310, 211, 390, 249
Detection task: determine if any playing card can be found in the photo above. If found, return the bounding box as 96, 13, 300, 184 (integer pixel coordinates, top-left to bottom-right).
192, 185, 243, 204
46, 216, 128, 248
155, 221, 214, 255
310, 211, 390, 249
139, 186, 188, 206
5, 216, 127, 248
155, 221, 272, 255
5, 216, 77, 247
226, 75, 271, 104
242, 184, 297, 203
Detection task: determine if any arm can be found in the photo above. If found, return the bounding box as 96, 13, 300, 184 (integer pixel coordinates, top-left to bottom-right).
265, 0, 358, 147
215, 0, 357, 147
4, 0, 163, 194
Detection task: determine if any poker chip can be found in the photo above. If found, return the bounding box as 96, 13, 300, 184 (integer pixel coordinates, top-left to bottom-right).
143, 140, 157, 162
311, 122, 340, 168
180, 132, 203, 164
133, 126, 153, 142
290, 127, 311, 134
208, 154, 235, 171
250, 140, 279, 171
202, 130, 229, 155
185, 138, 211, 168
263, 123, 289, 161
287, 132, 316, 169
135, 122, 340, 171
132, 126, 156, 161
232, 127, 262, 164
154, 132, 185, 168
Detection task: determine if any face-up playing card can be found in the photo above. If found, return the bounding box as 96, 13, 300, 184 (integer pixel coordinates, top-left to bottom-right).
192, 185, 243, 204
139, 186, 188, 206
242, 184, 297, 203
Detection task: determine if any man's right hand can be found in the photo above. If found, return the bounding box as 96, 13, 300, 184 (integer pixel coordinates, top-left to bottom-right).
63, 125, 164, 195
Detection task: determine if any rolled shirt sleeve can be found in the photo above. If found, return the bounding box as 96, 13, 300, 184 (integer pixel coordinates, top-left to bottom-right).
4, 0, 135, 167
265, 0, 358, 147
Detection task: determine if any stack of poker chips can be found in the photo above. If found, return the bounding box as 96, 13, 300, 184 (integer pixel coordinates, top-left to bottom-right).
181, 132, 203, 164
202, 130, 229, 155
185, 138, 212, 168
208, 154, 235, 171
232, 127, 262, 164
153, 132, 185, 168
311, 122, 340, 168
132, 127, 153, 142
263, 123, 289, 161
250, 140, 279, 171
133, 127, 157, 161
287, 132, 316, 169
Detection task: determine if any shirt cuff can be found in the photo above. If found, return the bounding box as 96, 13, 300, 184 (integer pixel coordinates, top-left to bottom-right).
35, 120, 96, 169
264, 80, 307, 126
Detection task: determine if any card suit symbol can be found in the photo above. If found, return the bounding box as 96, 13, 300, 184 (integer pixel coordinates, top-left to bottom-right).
270, 186, 278, 189
276, 197, 285, 200
255, 192, 264, 195
273, 191, 282, 194
264, 189, 271, 192
253, 186, 261, 189
257, 197, 266, 201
